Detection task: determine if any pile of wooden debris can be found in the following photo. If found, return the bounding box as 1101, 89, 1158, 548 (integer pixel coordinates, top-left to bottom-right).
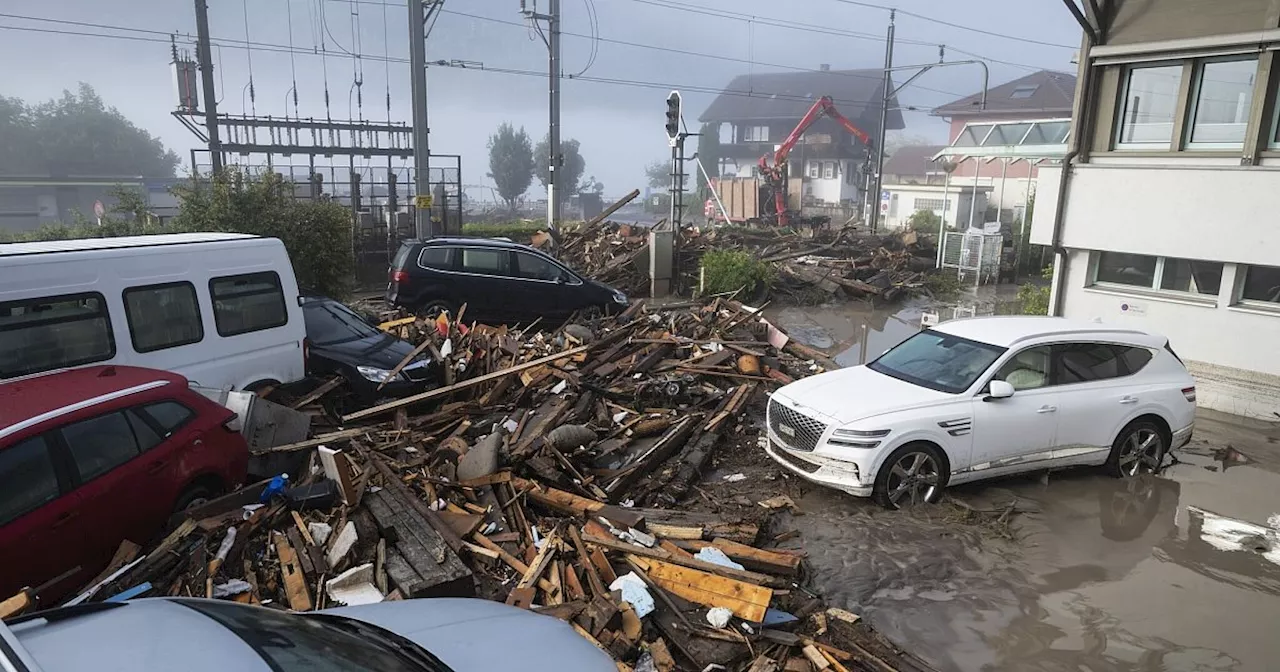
47, 299, 931, 672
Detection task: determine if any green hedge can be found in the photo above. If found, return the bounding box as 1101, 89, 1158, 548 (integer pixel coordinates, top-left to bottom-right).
700, 249, 775, 296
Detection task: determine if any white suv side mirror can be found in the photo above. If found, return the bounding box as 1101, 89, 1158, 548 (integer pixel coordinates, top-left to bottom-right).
986, 380, 1015, 401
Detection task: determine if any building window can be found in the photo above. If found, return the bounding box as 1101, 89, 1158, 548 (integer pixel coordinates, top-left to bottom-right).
1238, 264, 1280, 305
913, 198, 946, 211
806, 161, 820, 179
1009, 84, 1039, 99
1116, 64, 1183, 148
123, 282, 203, 353
0, 292, 114, 379
1187, 57, 1257, 148
744, 126, 769, 142
822, 162, 835, 179
844, 162, 855, 185
1093, 252, 1223, 296
210, 272, 288, 337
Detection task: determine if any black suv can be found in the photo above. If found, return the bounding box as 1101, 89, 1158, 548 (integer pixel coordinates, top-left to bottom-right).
386, 238, 628, 323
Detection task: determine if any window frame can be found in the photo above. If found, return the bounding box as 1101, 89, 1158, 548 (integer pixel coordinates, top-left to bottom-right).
136, 400, 197, 439
1114, 61, 1186, 151
1234, 263, 1280, 309
459, 247, 513, 277
1089, 251, 1223, 301
122, 281, 204, 353
0, 434, 67, 527
513, 251, 580, 285
416, 246, 457, 272
806, 161, 820, 179
822, 162, 836, 180
56, 410, 144, 487
0, 291, 116, 379
1051, 342, 1127, 385
209, 271, 289, 338
1184, 55, 1260, 151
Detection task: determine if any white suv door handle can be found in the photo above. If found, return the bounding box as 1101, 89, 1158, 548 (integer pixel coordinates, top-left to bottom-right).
1120, 396, 1138, 405
1037, 405, 1058, 414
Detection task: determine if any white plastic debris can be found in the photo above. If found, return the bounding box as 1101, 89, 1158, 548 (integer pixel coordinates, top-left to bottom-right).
722, 473, 747, 483
241, 504, 265, 520
627, 527, 657, 548
326, 521, 358, 568
620, 499, 635, 508
212, 579, 253, 599
480, 522, 499, 535
325, 563, 384, 606
613, 411, 629, 424
694, 547, 745, 571
609, 572, 655, 618
706, 607, 733, 629
440, 339, 453, 357
503, 418, 520, 433
214, 527, 237, 565
551, 379, 568, 395
308, 522, 332, 546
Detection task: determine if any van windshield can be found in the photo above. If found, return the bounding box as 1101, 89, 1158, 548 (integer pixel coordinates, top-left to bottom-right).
869, 330, 1006, 394
304, 301, 383, 346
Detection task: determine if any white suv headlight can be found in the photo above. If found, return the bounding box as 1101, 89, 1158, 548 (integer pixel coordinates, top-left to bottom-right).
829, 428, 890, 448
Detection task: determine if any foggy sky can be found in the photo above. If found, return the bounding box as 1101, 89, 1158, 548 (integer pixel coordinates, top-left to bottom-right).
0, 0, 1083, 200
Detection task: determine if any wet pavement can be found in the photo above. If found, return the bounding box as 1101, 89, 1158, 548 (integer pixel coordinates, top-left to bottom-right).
761, 296, 1280, 671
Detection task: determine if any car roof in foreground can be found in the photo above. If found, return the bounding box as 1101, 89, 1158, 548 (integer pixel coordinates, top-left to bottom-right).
0, 366, 186, 441
9, 600, 266, 672
931, 316, 1164, 349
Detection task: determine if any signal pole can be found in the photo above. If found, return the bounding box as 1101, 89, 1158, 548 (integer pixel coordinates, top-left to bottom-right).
409, 0, 433, 238
523, 0, 562, 238
193, 0, 222, 173
868, 9, 895, 233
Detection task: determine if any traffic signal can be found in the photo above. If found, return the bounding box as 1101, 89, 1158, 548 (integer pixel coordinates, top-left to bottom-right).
665, 90, 682, 142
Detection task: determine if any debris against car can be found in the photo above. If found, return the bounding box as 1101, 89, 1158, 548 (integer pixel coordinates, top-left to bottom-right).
3, 298, 934, 671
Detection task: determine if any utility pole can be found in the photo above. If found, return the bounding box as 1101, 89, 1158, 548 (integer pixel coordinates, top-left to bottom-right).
868, 9, 895, 234
523, 0, 562, 238
193, 0, 222, 173
409, 0, 433, 238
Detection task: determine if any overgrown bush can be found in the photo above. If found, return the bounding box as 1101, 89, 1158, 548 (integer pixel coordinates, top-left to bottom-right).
700, 249, 775, 296
7, 171, 355, 298
1017, 265, 1054, 315
907, 209, 943, 234
461, 220, 547, 239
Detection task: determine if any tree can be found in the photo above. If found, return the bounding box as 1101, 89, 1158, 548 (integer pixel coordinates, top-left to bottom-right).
533, 135, 586, 195
0, 83, 179, 176
487, 123, 535, 211
645, 161, 668, 189
694, 122, 721, 193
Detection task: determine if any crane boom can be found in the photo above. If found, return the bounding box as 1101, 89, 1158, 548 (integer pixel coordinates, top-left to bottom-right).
756, 96, 872, 228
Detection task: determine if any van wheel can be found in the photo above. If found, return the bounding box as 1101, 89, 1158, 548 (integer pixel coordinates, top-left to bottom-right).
419, 299, 456, 321
174, 481, 223, 513
873, 443, 947, 510
1106, 419, 1166, 478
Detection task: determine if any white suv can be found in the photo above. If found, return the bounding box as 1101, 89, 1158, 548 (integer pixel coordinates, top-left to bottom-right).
764, 317, 1196, 509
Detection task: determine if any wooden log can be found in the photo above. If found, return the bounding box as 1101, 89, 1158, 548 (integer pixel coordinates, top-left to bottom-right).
630, 557, 772, 623
632, 508, 759, 545
290, 376, 345, 409
583, 533, 779, 587
673, 539, 801, 577
802, 645, 832, 670
469, 532, 556, 593
342, 344, 592, 421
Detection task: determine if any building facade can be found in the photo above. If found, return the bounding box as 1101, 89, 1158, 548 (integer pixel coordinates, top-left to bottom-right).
881, 183, 991, 231
1032, 0, 1280, 419
699, 67, 904, 210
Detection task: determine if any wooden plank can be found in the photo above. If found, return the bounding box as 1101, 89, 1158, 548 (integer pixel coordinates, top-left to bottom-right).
365, 489, 474, 598
631, 557, 772, 623
370, 456, 467, 555
343, 344, 593, 421
274, 533, 313, 611
584, 534, 779, 587
286, 527, 317, 579
802, 645, 832, 670
266, 427, 371, 453
290, 376, 345, 409
589, 547, 618, 585
567, 526, 609, 600
382, 546, 429, 597
79, 540, 141, 592
673, 539, 802, 577
377, 336, 436, 392
511, 529, 560, 597
0, 592, 32, 620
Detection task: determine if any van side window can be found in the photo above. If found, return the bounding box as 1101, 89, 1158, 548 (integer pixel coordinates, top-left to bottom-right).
61, 412, 141, 484
418, 247, 454, 270
0, 435, 61, 526
210, 272, 288, 337
461, 248, 511, 276
123, 282, 204, 353
0, 293, 114, 379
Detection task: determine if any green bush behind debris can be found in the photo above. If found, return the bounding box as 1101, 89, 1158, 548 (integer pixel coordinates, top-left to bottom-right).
3, 171, 354, 299
907, 210, 943, 234
700, 249, 775, 297
1018, 265, 1054, 315
461, 220, 546, 239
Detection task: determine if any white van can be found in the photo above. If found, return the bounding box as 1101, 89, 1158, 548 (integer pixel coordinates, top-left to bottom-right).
0, 233, 307, 390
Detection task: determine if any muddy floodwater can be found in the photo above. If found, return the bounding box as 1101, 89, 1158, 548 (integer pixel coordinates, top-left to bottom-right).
762, 295, 1280, 671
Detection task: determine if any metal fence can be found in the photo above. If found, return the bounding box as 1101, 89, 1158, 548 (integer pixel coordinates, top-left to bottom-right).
939, 230, 1004, 285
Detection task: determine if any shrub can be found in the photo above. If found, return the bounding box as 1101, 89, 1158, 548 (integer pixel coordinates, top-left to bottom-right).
700, 249, 775, 296
461, 220, 546, 239
1017, 265, 1054, 315
906, 209, 942, 234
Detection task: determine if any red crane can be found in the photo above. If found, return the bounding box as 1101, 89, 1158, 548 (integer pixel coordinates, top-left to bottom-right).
756, 96, 872, 228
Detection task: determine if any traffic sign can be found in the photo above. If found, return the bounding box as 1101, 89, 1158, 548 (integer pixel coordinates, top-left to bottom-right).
414, 195, 433, 209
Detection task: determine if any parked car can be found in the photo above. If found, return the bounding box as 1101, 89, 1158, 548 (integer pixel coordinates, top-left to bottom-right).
386, 238, 628, 324
0, 233, 307, 391
301, 296, 440, 400
0, 366, 249, 604
3, 597, 615, 671
763, 317, 1196, 509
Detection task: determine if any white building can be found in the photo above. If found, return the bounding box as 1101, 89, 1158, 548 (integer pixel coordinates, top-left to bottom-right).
1032, 0, 1280, 419
881, 183, 991, 231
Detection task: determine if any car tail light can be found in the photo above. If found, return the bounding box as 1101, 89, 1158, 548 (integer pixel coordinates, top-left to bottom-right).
390, 269, 410, 284
1182, 386, 1197, 403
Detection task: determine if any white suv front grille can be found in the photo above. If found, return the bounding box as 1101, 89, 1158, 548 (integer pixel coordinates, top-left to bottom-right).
768, 398, 827, 452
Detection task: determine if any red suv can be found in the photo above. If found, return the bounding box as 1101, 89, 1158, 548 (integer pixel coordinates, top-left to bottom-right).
0, 366, 249, 603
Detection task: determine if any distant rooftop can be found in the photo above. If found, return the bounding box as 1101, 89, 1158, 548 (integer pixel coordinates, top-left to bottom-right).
932, 70, 1077, 118
700, 68, 905, 131
883, 145, 947, 177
